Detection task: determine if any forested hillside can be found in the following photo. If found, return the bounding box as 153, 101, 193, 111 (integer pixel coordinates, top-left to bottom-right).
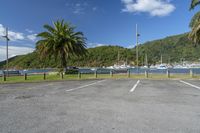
0, 33, 200, 69
0, 46, 134, 69
139, 33, 200, 64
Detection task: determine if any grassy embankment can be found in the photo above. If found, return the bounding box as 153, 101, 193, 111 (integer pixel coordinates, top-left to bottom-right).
0, 73, 200, 84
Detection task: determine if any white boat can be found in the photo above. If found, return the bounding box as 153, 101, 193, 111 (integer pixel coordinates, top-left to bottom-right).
91, 68, 97, 71
141, 65, 148, 69
156, 64, 168, 70
150, 65, 157, 69
107, 66, 115, 69
117, 63, 131, 69
107, 63, 131, 70
107, 51, 131, 70
189, 63, 200, 68
155, 54, 168, 70
173, 65, 188, 69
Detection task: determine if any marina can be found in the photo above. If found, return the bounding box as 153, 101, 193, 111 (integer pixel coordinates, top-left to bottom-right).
1, 67, 200, 76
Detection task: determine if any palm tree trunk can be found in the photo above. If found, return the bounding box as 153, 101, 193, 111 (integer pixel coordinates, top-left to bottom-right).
60, 51, 67, 72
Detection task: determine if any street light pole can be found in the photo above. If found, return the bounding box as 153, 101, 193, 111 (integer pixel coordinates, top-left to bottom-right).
136, 24, 139, 69
6, 28, 9, 75
2, 27, 10, 76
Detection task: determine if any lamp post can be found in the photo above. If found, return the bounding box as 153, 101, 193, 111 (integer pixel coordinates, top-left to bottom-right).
2, 27, 10, 76
136, 24, 140, 71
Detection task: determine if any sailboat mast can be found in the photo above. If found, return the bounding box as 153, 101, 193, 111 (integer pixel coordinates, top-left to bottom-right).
145, 54, 148, 66
118, 51, 120, 66
168, 56, 171, 65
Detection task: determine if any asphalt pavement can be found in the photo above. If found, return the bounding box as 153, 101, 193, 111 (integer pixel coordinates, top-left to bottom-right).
0, 79, 200, 133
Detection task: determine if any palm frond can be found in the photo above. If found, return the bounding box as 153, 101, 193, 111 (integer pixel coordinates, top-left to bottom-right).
190, 11, 200, 28
190, 0, 200, 10
189, 22, 200, 44
43, 24, 55, 34
37, 32, 52, 39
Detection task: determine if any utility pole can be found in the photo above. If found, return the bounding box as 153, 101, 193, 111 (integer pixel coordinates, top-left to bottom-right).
136, 24, 139, 69
2, 27, 10, 76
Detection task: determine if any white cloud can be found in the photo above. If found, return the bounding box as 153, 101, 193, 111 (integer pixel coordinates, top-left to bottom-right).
0, 46, 34, 61
92, 7, 98, 11
0, 25, 5, 40
8, 31, 25, 41
65, 2, 87, 14
73, 3, 83, 14
87, 43, 107, 48
0, 24, 38, 42
87, 43, 120, 48
126, 45, 134, 49
66, 1, 97, 14
0, 24, 25, 41
121, 0, 175, 17
27, 34, 37, 42
25, 29, 34, 33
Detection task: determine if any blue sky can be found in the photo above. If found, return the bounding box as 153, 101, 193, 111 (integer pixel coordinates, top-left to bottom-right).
0, 0, 198, 61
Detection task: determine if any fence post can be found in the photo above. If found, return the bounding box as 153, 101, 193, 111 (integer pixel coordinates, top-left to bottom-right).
24, 73, 27, 80
43, 73, 46, 80
95, 71, 97, 78
3, 74, 6, 81
78, 72, 81, 79
127, 69, 130, 78
166, 70, 170, 78
190, 69, 194, 78
145, 70, 148, 78
110, 70, 113, 78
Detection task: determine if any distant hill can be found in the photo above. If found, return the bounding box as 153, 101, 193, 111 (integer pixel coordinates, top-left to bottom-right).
0, 33, 200, 69
0, 46, 134, 69
139, 33, 200, 64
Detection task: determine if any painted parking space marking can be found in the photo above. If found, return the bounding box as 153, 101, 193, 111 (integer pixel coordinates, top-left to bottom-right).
66, 80, 106, 92
179, 80, 200, 90
130, 80, 140, 93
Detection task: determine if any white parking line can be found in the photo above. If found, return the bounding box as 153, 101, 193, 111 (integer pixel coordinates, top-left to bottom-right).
179, 80, 200, 90
130, 80, 140, 93
66, 80, 106, 92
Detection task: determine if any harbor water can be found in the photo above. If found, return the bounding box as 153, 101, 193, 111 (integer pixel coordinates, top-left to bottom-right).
1, 68, 200, 75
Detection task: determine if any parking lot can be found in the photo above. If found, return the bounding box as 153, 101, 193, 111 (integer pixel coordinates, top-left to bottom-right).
0, 79, 200, 133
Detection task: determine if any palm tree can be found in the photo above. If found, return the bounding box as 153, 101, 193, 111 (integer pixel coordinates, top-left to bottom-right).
36, 20, 87, 71
189, 0, 200, 44
190, 0, 200, 10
